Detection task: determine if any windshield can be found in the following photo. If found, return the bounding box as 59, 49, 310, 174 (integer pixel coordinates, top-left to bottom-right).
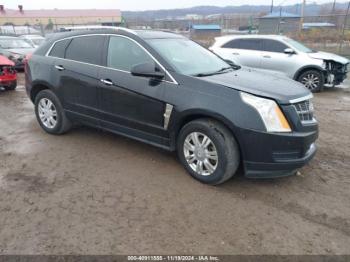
283, 38, 314, 53
31, 38, 44, 46
147, 38, 232, 76
0, 39, 33, 49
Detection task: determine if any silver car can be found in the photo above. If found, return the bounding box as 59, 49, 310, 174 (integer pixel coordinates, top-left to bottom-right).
210, 35, 349, 92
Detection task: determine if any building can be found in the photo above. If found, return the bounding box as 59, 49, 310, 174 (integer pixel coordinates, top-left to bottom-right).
303, 22, 336, 30
0, 5, 122, 27
259, 12, 301, 34
190, 24, 221, 36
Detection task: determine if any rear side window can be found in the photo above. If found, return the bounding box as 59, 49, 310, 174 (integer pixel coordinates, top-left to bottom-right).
262, 39, 288, 53
222, 39, 241, 49
65, 35, 105, 65
48, 39, 71, 58
239, 39, 263, 51
107, 36, 153, 71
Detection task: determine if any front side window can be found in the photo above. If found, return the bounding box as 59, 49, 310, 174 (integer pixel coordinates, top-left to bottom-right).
147, 38, 230, 76
107, 36, 154, 71
262, 39, 288, 53
65, 35, 105, 65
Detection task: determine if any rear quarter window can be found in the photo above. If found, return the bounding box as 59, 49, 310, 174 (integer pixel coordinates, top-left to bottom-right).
48, 39, 71, 58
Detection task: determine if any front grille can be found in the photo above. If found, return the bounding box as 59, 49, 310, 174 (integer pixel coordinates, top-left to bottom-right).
293, 100, 315, 123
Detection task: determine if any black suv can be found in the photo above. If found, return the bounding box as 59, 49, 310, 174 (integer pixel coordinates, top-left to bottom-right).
25, 28, 318, 185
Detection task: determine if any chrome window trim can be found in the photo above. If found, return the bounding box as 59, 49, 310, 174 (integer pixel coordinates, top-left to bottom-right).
45, 33, 178, 85
59, 26, 137, 35
289, 94, 313, 104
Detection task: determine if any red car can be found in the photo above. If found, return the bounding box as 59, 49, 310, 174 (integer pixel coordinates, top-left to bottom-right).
0, 55, 17, 91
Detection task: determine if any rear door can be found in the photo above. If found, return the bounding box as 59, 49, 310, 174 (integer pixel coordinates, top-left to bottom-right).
217, 38, 263, 68
98, 35, 170, 145
51, 35, 105, 124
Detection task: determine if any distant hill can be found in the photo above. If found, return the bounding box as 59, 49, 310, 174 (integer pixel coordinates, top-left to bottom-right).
122, 2, 349, 20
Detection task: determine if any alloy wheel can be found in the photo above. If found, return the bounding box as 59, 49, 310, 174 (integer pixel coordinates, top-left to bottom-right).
38, 98, 58, 129
301, 73, 320, 91
183, 132, 218, 176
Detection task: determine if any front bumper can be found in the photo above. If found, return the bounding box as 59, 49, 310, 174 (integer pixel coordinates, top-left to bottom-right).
239, 126, 318, 178
325, 62, 348, 85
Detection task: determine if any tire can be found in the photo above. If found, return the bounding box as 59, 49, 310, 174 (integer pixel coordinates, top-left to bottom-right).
34, 89, 72, 135
177, 118, 240, 185
297, 70, 324, 92
4, 81, 17, 91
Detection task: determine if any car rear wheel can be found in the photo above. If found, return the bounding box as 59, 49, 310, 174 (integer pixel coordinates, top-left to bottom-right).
177, 118, 240, 185
298, 70, 324, 92
34, 89, 72, 135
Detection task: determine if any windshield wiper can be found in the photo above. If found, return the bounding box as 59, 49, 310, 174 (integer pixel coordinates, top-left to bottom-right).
193, 67, 234, 77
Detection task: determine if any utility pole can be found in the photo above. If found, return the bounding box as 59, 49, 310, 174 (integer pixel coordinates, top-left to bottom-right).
300, 0, 306, 32
277, 6, 282, 34
332, 0, 336, 14
270, 0, 274, 13
339, 0, 350, 54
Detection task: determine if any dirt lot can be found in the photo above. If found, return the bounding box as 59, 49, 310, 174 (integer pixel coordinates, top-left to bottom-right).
0, 73, 349, 255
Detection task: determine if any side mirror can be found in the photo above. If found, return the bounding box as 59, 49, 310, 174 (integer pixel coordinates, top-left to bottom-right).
131, 62, 165, 79
284, 48, 295, 55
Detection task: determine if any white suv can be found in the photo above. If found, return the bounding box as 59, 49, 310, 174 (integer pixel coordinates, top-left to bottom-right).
210, 35, 349, 92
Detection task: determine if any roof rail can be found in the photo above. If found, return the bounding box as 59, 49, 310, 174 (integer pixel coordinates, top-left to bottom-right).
58, 25, 137, 35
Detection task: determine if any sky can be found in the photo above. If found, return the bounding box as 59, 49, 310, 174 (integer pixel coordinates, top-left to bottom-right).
1, 0, 348, 11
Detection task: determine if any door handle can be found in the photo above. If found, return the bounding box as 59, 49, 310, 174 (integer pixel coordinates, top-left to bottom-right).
263, 55, 271, 58
232, 52, 240, 55
100, 79, 113, 86
55, 65, 65, 71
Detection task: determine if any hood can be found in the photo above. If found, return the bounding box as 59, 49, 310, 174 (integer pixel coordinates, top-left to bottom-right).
0, 55, 15, 66
308, 51, 349, 65
199, 67, 311, 104
7, 48, 35, 56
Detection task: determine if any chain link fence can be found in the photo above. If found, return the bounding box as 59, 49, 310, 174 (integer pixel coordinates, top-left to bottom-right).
126, 13, 350, 57
1, 13, 350, 57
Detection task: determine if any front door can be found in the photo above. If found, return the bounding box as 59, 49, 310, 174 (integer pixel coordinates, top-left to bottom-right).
98, 35, 170, 145
260, 39, 299, 78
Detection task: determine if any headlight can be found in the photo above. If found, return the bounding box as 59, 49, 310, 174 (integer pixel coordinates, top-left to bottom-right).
240, 92, 291, 133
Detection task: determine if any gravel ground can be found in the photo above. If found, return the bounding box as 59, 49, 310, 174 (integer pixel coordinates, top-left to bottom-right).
0, 73, 349, 255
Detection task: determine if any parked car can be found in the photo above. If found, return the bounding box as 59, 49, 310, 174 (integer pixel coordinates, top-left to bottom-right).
25, 29, 318, 185
0, 36, 35, 70
19, 34, 45, 48
210, 35, 349, 92
0, 55, 17, 91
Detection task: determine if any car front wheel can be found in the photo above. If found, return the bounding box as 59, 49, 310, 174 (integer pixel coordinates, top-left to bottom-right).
298, 70, 324, 92
34, 89, 72, 135
177, 118, 240, 185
